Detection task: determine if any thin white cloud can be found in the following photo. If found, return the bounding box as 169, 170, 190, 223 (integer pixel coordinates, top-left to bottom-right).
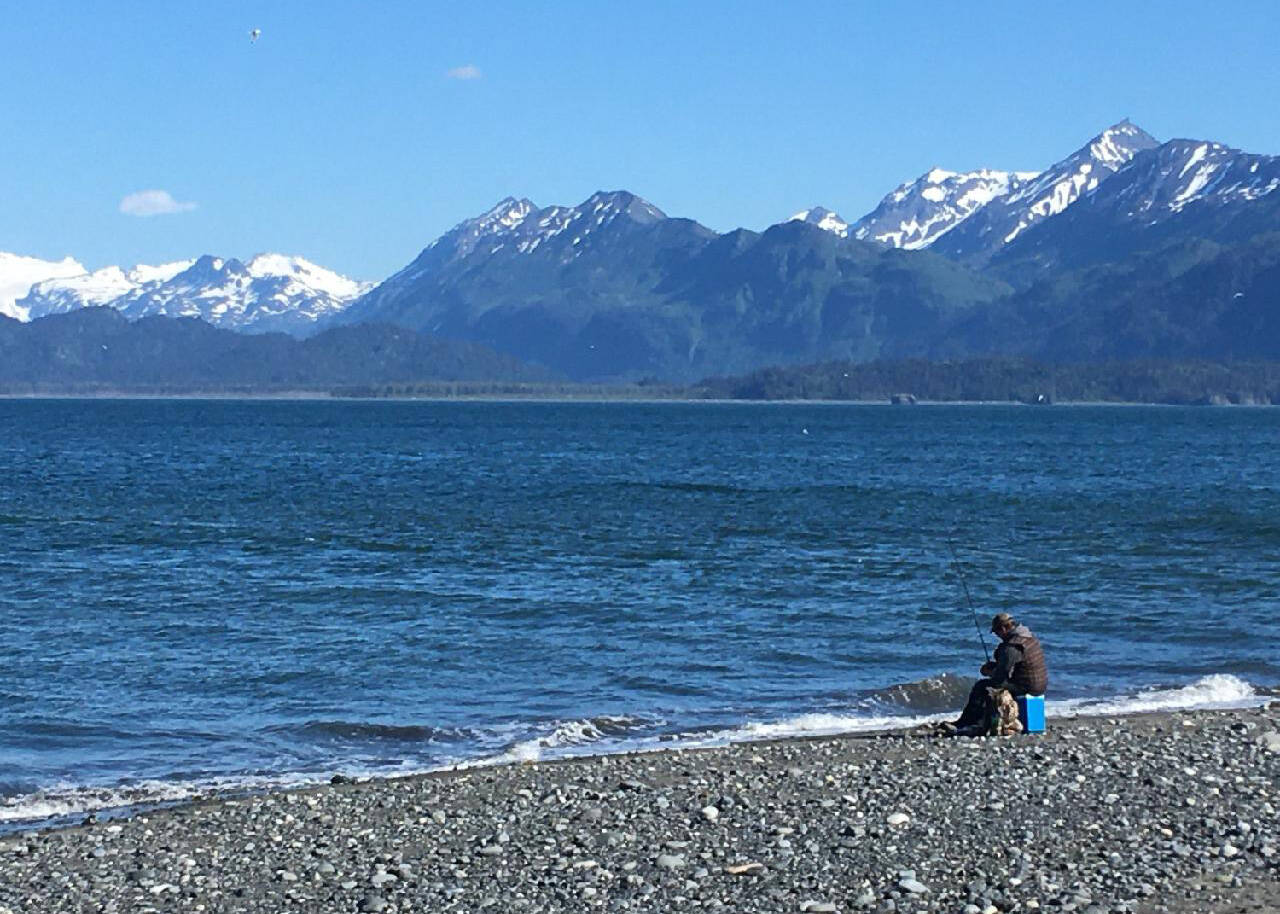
119, 189, 198, 217
446, 64, 482, 81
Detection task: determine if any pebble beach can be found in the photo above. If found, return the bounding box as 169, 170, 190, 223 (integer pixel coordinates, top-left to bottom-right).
1, 705, 1277, 914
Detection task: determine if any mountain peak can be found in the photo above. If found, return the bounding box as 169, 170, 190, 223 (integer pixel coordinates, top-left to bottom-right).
474, 197, 537, 232
581, 190, 666, 224
425, 197, 538, 259
788, 207, 849, 237
923, 121, 1161, 258
852, 169, 1036, 250
1087, 120, 1160, 169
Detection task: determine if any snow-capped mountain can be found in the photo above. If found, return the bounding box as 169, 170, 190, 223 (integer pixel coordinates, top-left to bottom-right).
851, 169, 1039, 249
345, 190, 704, 332
21, 260, 195, 316
1085, 139, 1280, 218
427, 191, 666, 259
986, 137, 1280, 272
20, 254, 371, 335
15, 118, 1280, 386
930, 121, 1159, 260
788, 207, 849, 237
373, 191, 675, 297
0, 252, 86, 320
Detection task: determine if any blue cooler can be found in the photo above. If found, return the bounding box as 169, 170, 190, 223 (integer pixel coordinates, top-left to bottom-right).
1017, 695, 1046, 733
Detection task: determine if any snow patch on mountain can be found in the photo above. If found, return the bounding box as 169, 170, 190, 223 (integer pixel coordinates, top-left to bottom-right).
514, 206, 574, 254
0, 252, 86, 320
425, 197, 537, 261
243, 253, 367, 299
788, 207, 849, 237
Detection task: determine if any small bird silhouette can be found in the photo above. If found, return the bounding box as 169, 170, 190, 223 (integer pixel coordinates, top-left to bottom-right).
249, 28, 261, 43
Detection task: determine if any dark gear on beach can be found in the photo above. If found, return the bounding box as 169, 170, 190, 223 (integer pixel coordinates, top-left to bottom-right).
954, 620, 1048, 730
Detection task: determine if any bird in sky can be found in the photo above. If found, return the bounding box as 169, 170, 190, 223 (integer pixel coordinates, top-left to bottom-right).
249, 28, 261, 43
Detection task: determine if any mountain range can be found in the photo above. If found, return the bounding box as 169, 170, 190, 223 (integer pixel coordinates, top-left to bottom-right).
4, 119, 1279, 383
4, 253, 370, 334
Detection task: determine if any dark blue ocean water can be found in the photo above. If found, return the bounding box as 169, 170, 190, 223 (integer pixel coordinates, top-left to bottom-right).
2, 399, 1278, 824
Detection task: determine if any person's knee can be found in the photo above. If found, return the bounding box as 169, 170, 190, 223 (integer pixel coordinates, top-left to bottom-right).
969, 677, 994, 695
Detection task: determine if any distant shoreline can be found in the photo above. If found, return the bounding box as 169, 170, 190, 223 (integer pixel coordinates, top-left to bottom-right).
0, 391, 1275, 407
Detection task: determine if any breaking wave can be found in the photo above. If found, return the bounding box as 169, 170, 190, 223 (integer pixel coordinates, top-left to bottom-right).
0, 773, 309, 827
864, 672, 973, 713
701, 674, 1265, 747
479, 715, 662, 766
1054, 673, 1264, 716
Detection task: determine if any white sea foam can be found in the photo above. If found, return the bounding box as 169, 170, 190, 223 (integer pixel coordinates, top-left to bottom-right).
0, 772, 312, 826
1053, 674, 1263, 717
707, 675, 1262, 745
714, 710, 951, 741
697, 675, 1264, 747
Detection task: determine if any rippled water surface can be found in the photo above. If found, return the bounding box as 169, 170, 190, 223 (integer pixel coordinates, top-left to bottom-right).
2, 399, 1278, 822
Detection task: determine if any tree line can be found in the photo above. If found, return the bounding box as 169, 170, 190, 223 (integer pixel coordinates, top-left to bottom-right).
694, 358, 1280, 404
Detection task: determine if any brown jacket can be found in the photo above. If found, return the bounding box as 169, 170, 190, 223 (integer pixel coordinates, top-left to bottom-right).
993, 624, 1048, 695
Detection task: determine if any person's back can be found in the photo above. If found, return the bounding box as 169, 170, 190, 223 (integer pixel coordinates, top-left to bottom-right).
1002, 622, 1048, 696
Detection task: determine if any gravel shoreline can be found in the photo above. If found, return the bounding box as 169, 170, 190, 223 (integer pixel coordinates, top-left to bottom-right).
2, 705, 1277, 913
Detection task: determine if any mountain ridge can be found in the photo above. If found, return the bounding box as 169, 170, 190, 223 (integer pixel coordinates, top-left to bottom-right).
6, 119, 1280, 385
17, 253, 371, 335
338, 119, 1280, 381
851, 168, 1040, 250
926, 121, 1160, 262
338, 189, 1012, 381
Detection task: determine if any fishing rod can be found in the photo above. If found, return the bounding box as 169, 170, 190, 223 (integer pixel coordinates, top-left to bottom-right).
946, 538, 990, 662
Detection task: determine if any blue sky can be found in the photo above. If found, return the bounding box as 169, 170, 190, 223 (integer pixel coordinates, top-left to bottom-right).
4, 0, 1279, 280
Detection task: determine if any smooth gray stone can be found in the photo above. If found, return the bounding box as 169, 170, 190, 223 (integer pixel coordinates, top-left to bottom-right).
1255, 731, 1280, 753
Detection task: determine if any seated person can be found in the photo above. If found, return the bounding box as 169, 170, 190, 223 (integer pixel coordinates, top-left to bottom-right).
952, 612, 1048, 733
